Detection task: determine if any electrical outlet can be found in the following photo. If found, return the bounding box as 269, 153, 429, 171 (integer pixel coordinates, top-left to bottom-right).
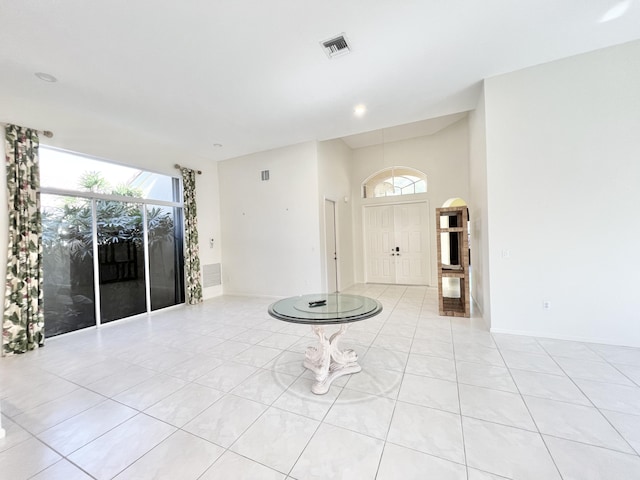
543, 301, 551, 310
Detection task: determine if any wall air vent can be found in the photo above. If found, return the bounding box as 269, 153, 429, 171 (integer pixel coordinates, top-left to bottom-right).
203, 263, 221, 287
321, 34, 351, 59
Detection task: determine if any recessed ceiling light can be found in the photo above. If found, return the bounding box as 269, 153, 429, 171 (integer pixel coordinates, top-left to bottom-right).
354, 104, 367, 117
35, 72, 58, 83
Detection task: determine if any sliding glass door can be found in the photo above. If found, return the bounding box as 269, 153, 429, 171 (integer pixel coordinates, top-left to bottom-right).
40, 147, 186, 336
147, 205, 185, 310
42, 194, 96, 336
97, 200, 147, 323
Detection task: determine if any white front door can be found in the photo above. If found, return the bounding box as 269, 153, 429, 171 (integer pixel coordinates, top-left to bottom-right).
364, 201, 430, 285
394, 202, 430, 284
365, 204, 396, 284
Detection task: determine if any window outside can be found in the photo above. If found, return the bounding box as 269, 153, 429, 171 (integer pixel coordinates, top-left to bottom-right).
363, 167, 427, 198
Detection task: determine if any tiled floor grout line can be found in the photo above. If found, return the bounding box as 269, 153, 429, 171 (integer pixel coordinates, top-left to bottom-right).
4, 288, 640, 479
243, 332, 341, 479
497, 337, 566, 479
7, 377, 170, 479
25, 437, 98, 480
150, 344, 313, 480
11, 319, 309, 479
498, 337, 639, 462
602, 358, 640, 388
371, 284, 415, 479
370, 286, 483, 475
537, 431, 640, 457
287, 284, 400, 478
195, 286, 397, 479
538, 342, 640, 458
449, 313, 470, 480
535, 338, 602, 409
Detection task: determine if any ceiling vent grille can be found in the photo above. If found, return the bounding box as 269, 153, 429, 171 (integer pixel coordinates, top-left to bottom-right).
321, 34, 351, 59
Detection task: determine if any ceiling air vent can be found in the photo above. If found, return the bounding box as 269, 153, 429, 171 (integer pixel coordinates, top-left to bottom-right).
321, 34, 351, 59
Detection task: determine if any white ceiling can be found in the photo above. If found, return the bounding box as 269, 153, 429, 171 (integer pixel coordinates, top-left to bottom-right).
1, 1, 640, 162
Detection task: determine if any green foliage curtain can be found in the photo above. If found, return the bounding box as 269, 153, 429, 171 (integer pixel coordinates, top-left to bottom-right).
3, 125, 44, 355
181, 168, 203, 304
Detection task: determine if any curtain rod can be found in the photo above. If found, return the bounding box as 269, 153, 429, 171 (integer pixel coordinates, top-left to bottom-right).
174, 163, 202, 175
0, 122, 54, 138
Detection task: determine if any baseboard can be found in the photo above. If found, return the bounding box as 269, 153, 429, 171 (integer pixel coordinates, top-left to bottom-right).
489, 327, 640, 349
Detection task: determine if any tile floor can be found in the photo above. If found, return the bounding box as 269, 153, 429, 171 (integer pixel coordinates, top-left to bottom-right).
1, 284, 640, 479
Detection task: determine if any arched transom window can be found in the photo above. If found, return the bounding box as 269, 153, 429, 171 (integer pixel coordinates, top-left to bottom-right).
362, 166, 427, 199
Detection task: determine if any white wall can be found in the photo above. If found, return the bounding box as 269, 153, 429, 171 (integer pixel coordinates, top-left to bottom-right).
218, 141, 322, 297
484, 40, 640, 346
350, 119, 470, 285
468, 88, 491, 324
192, 158, 224, 300
317, 139, 355, 291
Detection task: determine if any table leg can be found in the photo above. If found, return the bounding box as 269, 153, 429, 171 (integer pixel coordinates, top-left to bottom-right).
304, 324, 361, 395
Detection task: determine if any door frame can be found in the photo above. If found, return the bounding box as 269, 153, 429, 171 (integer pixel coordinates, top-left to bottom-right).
363, 199, 431, 285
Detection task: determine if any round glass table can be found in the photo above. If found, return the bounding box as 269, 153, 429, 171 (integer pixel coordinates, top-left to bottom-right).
268, 293, 383, 394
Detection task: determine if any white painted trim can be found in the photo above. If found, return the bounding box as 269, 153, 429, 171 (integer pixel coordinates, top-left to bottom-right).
323, 197, 339, 293
489, 327, 637, 348
91, 199, 102, 327
41, 187, 182, 208
142, 206, 152, 313
40, 145, 180, 180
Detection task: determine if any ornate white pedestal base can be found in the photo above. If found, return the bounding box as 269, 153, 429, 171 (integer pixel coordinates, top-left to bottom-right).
304, 324, 361, 395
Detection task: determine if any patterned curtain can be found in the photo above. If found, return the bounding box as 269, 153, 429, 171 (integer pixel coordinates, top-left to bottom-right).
2, 125, 44, 355
181, 168, 203, 304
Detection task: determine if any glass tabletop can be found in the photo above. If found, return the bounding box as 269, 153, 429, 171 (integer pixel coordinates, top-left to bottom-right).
268, 293, 383, 325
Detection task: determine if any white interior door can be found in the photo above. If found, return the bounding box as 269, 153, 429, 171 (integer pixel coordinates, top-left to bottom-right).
324, 199, 338, 292
365, 202, 430, 285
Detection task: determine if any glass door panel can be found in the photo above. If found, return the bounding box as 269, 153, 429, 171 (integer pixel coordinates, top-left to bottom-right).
97, 200, 147, 322
42, 194, 96, 336
147, 205, 185, 310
